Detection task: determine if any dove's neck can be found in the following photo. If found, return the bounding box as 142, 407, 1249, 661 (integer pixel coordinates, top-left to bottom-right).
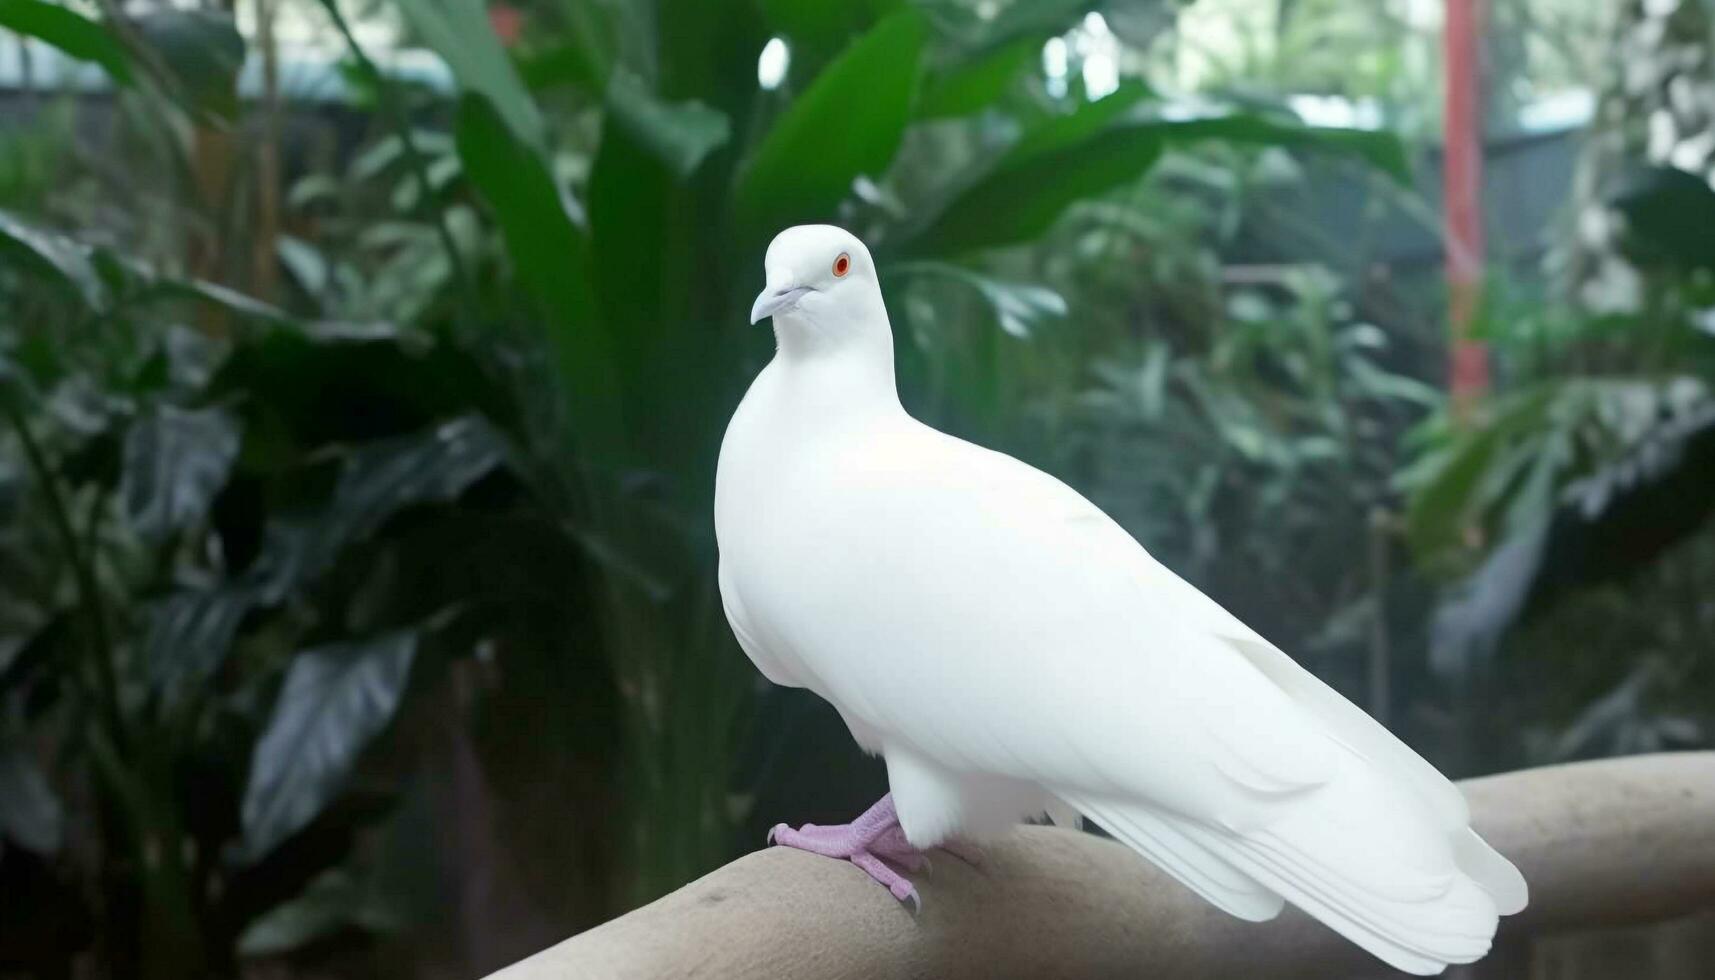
770, 302, 902, 419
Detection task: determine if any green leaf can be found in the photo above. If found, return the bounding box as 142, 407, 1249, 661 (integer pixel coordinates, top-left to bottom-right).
1140, 113, 1409, 183
973, 0, 1103, 50
1609, 165, 1715, 273
241, 631, 417, 862
917, 37, 1037, 119
605, 71, 731, 180
0, 0, 131, 84
247, 416, 510, 601
892, 262, 1066, 338
1003, 80, 1153, 165
135, 8, 245, 122
735, 9, 927, 241
515, 40, 603, 93
909, 121, 1164, 255
393, 0, 544, 147
0, 741, 62, 855
0, 209, 320, 327
238, 869, 372, 957
757, 0, 902, 56
1430, 397, 1715, 676
908, 104, 1409, 255
455, 94, 624, 456
142, 586, 255, 707
238, 785, 435, 956
0, 209, 109, 311
121, 405, 242, 545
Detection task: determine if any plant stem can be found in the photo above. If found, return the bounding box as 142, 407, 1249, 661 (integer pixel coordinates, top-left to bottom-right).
2, 399, 126, 749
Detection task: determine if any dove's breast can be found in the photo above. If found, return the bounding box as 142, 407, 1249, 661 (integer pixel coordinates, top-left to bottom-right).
716, 361, 883, 693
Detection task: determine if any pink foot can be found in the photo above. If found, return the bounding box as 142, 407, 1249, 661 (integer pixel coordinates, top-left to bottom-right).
767, 794, 945, 910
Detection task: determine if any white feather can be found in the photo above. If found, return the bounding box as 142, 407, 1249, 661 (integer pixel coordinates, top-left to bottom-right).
717, 226, 1526, 976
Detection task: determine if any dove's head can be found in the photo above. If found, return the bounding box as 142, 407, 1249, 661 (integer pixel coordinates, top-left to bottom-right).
749, 225, 891, 357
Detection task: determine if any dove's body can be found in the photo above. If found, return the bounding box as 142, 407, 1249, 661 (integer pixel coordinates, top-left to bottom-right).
717, 226, 1525, 975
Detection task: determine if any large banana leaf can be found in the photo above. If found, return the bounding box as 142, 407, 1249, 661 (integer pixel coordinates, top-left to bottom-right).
454, 94, 624, 455
734, 9, 928, 243
906, 102, 1410, 255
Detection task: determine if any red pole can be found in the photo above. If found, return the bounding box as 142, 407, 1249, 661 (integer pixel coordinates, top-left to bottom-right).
1444, 0, 1488, 408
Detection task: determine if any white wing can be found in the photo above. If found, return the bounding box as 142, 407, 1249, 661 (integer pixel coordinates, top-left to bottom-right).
721, 421, 1524, 975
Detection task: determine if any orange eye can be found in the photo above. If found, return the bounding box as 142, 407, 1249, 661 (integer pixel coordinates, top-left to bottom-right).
832, 252, 851, 278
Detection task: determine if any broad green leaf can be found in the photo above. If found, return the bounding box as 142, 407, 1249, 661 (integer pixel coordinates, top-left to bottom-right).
142, 586, 256, 707
1003, 80, 1153, 165
515, 40, 602, 93
588, 87, 674, 423
120, 404, 242, 545
605, 71, 731, 180
0, 209, 108, 311
240, 631, 417, 862
1609, 165, 1715, 273
0, 741, 62, 855
134, 8, 245, 122
735, 9, 927, 241
909, 106, 1410, 255
523, 59, 731, 178
757, 0, 902, 57
1140, 113, 1409, 183
247, 416, 510, 600
0, 0, 131, 84
392, 0, 544, 147
917, 37, 1037, 119
454, 94, 624, 456
908, 123, 1164, 255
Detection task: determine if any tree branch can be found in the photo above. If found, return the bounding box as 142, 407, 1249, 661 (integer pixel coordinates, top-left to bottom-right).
486, 752, 1715, 979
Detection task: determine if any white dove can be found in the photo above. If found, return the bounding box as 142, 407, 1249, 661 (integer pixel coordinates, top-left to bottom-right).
715, 224, 1526, 975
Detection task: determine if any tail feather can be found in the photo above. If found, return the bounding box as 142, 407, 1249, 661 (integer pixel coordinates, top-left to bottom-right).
1066, 794, 1284, 922
1066, 746, 1509, 977
1453, 828, 1529, 915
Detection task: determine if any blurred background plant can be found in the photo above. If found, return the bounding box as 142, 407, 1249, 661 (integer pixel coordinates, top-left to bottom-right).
1, 0, 1712, 978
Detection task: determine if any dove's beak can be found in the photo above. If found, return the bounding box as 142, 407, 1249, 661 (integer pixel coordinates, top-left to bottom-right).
750, 282, 812, 324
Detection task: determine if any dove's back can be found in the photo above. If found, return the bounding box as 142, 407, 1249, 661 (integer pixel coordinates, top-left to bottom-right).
716, 357, 1525, 976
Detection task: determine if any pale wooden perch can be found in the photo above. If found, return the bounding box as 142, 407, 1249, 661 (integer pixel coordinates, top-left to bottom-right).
487, 752, 1715, 980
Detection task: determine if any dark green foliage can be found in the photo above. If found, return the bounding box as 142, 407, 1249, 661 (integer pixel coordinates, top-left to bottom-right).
0, 740, 62, 854
1608, 164, 1715, 274
121, 404, 241, 544
1426, 394, 1715, 676
133, 8, 246, 122
0, 0, 131, 84
242, 631, 418, 862
0, 214, 610, 977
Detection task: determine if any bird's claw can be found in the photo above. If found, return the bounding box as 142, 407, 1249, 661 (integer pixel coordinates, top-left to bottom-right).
896, 881, 921, 913
763, 795, 932, 912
